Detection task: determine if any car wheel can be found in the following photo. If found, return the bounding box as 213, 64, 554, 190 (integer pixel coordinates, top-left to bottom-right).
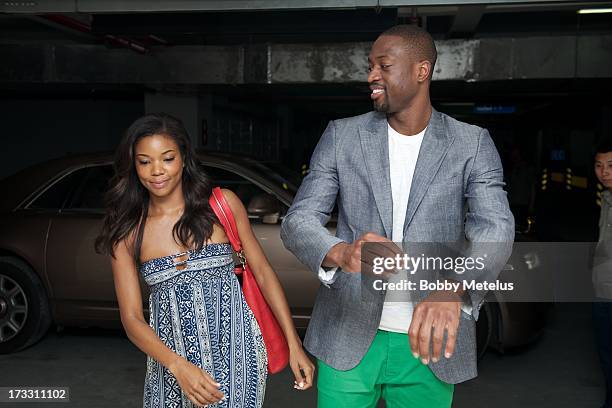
476, 302, 495, 360
0, 257, 51, 353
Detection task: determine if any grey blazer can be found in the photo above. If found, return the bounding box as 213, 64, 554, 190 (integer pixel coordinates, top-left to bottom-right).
280, 109, 514, 384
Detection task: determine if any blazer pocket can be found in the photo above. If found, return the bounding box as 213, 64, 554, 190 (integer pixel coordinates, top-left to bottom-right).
428, 177, 463, 189
430, 172, 462, 185
426, 186, 461, 203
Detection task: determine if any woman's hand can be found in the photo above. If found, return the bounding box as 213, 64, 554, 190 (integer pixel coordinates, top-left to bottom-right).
169, 356, 225, 406
288, 345, 315, 391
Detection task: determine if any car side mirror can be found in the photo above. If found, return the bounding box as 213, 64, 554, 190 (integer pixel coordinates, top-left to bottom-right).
247, 193, 281, 224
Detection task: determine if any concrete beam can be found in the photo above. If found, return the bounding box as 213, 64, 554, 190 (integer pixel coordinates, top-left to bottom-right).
269, 43, 369, 83
577, 35, 612, 78
1, 35, 610, 85
0, 43, 244, 84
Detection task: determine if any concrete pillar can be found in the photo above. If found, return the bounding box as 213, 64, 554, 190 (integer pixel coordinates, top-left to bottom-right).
198, 94, 214, 149
603, 105, 612, 141
277, 104, 292, 166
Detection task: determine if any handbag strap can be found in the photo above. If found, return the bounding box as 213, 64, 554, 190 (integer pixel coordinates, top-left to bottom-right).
209, 187, 243, 255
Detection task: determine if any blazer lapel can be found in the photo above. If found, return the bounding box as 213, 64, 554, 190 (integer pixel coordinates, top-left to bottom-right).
359, 112, 393, 239
403, 109, 454, 233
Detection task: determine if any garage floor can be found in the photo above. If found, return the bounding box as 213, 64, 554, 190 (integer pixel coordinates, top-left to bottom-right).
0, 302, 605, 408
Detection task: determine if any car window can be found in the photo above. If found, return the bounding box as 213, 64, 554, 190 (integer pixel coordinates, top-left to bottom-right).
27, 168, 87, 210
64, 165, 114, 211
203, 165, 285, 216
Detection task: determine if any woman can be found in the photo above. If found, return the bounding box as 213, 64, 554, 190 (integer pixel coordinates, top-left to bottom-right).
95, 113, 314, 407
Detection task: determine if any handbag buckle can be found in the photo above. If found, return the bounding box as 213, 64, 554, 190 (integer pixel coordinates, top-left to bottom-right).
237, 249, 247, 269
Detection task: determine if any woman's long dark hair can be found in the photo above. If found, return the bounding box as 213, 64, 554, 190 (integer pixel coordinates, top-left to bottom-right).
95, 113, 216, 265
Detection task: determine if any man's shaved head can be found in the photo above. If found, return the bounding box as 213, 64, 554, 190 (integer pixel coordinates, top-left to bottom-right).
378, 25, 437, 79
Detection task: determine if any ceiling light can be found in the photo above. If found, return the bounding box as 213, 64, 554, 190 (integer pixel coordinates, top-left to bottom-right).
577, 8, 612, 14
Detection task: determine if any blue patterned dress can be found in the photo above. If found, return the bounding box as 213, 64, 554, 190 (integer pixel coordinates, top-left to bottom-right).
139, 243, 268, 408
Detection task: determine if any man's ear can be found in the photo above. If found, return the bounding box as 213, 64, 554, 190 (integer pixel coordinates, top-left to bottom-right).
417, 60, 432, 82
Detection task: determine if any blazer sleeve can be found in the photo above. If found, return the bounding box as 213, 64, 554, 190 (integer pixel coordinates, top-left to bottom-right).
280, 121, 346, 274
448, 128, 515, 321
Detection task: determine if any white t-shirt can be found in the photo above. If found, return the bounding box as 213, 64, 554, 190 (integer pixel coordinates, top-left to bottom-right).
378, 123, 425, 333
317, 122, 426, 333
317, 121, 471, 330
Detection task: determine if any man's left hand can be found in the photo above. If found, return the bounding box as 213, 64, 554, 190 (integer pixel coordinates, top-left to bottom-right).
408, 289, 462, 364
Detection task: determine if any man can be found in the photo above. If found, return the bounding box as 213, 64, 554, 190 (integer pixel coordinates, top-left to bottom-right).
281, 25, 514, 407
592, 140, 612, 408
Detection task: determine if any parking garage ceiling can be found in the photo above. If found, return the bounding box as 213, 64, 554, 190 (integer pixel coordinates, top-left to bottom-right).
1, 0, 611, 89
0, 0, 609, 13
3, 1, 612, 41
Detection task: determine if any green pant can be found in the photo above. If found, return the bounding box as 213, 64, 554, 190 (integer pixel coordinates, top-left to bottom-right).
317, 330, 454, 408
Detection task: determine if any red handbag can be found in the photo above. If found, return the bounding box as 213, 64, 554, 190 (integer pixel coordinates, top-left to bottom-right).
209, 187, 289, 374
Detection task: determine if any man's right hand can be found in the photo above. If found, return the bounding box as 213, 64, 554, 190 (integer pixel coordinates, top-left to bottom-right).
324, 232, 400, 273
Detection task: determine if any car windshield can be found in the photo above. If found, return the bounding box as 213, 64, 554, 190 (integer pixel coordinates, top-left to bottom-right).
240, 160, 301, 195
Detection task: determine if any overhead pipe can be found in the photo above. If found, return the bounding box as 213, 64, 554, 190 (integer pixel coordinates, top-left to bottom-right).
41, 14, 150, 54
147, 35, 170, 46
